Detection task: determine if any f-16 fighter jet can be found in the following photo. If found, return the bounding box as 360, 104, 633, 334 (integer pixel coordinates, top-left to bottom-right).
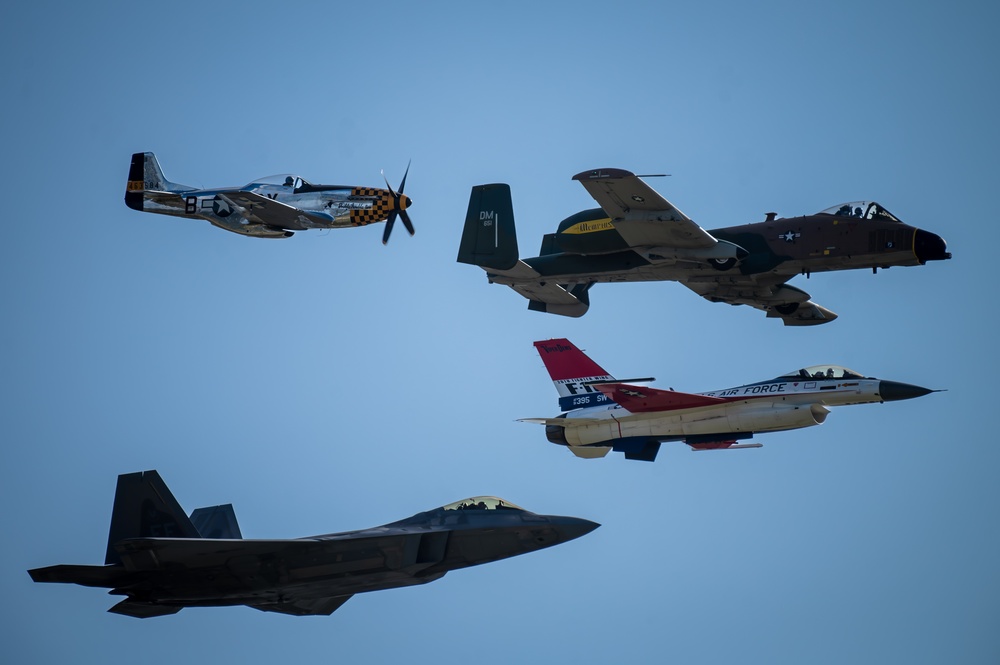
29, 471, 597, 617
521, 339, 939, 462
125, 152, 415, 243
458, 169, 951, 324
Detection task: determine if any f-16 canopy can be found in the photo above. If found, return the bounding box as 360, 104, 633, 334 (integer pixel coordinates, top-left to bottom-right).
779, 365, 865, 380
818, 201, 901, 222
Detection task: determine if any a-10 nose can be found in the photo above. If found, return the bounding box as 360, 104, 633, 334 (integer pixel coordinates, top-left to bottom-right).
914, 229, 951, 264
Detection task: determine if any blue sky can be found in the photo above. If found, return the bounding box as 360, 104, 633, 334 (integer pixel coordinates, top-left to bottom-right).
3, 1, 997, 663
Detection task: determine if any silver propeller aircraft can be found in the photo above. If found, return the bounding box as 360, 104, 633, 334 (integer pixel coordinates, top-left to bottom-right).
29, 471, 597, 618
125, 152, 415, 243
522, 338, 939, 462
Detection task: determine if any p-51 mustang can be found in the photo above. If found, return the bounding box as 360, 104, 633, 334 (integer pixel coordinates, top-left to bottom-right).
125, 152, 415, 243
29, 470, 596, 618
458, 169, 951, 324
521, 339, 939, 462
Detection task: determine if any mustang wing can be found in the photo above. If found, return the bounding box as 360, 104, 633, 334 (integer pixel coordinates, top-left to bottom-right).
573, 168, 717, 249
222, 190, 334, 230
681, 276, 839, 326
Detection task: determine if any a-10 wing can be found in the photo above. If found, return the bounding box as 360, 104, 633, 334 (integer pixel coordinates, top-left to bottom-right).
573, 169, 718, 250
681, 275, 839, 326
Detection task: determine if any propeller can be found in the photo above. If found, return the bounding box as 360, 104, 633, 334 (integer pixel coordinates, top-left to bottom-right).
381, 161, 415, 244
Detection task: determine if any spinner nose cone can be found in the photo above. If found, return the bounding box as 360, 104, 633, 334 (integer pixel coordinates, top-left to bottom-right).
914, 229, 951, 263
552, 516, 601, 542
878, 380, 935, 402
400, 194, 413, 210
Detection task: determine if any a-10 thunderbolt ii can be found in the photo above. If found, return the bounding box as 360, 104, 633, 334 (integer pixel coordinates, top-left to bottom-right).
125, 152, 415, 243
521, 339, 939, 462
28, 470, 597, 618
458, 168, 951, 324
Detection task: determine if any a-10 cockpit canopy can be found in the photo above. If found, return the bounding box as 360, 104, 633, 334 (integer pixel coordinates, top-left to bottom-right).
779, 365, 865, 380
442, 497, 526, 512
817, 201, 901, 223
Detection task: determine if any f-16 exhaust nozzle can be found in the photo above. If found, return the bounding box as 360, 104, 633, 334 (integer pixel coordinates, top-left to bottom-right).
878, 380, 936, 402
914, 229, 951, 263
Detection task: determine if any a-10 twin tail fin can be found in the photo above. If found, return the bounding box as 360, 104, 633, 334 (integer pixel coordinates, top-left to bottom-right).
458, 186, 592, 317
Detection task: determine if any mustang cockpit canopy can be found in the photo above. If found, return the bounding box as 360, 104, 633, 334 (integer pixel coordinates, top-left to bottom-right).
779, 365, 865, 380
817, 201, 901, 223
249, 174, 311, 190
442, 496, 525, 512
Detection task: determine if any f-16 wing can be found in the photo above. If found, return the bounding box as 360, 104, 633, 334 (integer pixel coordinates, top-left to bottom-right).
592, 384, 726, 412
681, 275, 839, 326
573, 169, 718, 249
219, 190, 334, 230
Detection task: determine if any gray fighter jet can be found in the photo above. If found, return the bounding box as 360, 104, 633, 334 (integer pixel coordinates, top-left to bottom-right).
29, 471, 598, 618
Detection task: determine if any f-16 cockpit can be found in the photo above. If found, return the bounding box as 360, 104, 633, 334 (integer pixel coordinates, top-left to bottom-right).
442, 497, 525, 512
780, 365, 865, 380
818, 201, 901, 222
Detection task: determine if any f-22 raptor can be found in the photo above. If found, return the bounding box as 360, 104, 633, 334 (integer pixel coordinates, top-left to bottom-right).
29, 471, 597, 617
521, 339, 938, 462
458, 168, 951, 324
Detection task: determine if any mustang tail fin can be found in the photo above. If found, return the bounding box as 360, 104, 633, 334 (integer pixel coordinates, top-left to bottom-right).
105, 470, 201, 565
533, 339, 616, 411
458, 183, 520, 270
124, 152, 192, 211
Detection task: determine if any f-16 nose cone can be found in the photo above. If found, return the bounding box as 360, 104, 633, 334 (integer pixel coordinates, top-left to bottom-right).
914, 229, 951, 263
878, 380, 935, 402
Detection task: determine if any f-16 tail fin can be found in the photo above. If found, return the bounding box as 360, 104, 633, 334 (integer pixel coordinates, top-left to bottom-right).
458, 183, 520, 271
105, 470, 201, 565
124, 152, 192, 211
533, 339, 616, 411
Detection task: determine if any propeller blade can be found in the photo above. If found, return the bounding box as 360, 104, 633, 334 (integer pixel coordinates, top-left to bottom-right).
381, 170, 397, 198
400, 209, 415, 236
382, 211, 397, 245
397, 160, 411, 194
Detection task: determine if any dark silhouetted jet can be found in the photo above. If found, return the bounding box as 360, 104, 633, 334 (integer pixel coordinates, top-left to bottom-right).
29, 471, 598, 618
